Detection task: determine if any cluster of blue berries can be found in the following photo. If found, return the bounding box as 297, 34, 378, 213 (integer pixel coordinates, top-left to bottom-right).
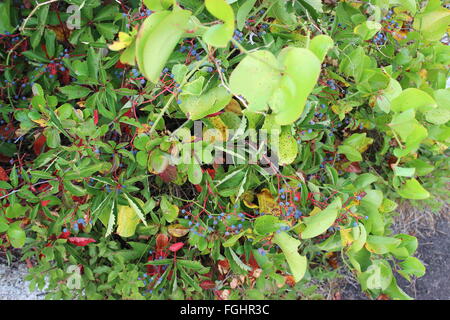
372, 32, 387, 45
233, 30, 244, 43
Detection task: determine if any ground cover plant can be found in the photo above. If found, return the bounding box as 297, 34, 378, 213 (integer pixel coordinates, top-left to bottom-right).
0, 0, 449, 300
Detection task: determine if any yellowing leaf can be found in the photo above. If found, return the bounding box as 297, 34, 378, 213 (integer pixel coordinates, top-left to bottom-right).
256, 188, 280, 216
108, 32, 133, 51
117, 205, 140, 237
340, 228, 354, 246
224, 98, 243, 115
32, 118, 48, 127
209, 116, 229, 141
168, 224, 190, 237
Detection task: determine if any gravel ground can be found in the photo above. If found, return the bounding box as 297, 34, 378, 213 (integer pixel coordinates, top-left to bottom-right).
0, 262, 45, 300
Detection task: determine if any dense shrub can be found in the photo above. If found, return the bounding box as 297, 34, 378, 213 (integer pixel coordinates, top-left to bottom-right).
0, 0, 449, 300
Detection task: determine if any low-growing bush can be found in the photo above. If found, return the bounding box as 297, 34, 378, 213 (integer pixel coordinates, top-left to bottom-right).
0, 0, 449, 300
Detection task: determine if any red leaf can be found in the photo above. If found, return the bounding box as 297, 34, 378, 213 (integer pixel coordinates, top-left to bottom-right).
93, 109, 99, 125
115, 61, 126, 69
58, 231, 71, 239
40, 200, 50, 207
37, 183, 51, 192
67, 237, 96, 247
345, 162, 361, 173
205, 168, 216, 179
33, 134, 48, 156
169, 242, 184, 252
156, 234, 169, 250
199, 280, 216, 290
0, 167, 8, 181
0, 123, 15, 139
158, 165, 178, 183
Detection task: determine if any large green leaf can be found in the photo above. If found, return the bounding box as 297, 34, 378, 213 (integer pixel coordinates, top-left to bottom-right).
229, 50, 281, 111
413, 3, 450, 41
365, 235, 401, 254
179, 86, 231, 120
137, 7, 191, 83
301, 198, 342, 239
397, 178, 430, 200
272, 231, 307, 282
271, 48, 322, 125
308, 35, 334, 61
390, 88, 436, 113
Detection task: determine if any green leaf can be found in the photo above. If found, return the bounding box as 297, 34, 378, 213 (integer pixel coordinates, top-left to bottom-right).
354, 21, 382, 40
136, 7, 191, 83
354, 173, 378, 189
397, 178, 430, 200
254, 215, 286, 235
272, 232, 307, 282
7, 222, 26, 248
105, 199, 116, 237
187, 161, 202, 184
391, 0, 417, 15
413, 4, 450, 41
308, 35, 334, 61
425, 89, 450, 125
236, 0, 257, 30
203, 0, 235, 47
301, 198, 342, 239
229, 50, 281, 112
0, 1, 13, 33
6, 203, 28, 219
160, 196, 178, 222
223, 231, 245, 247
277, 126, 298, 166
63, 181, 86, 196
390, 88, 437, 113
365, 235, 401, 254
43, 128, 61, 148
179, 86, 231, 120
144, 0, 173, 11
337, 145, 362, 162
362, 260, 393, 290
59, 85, 92, 100
398, 257, 426, 281
123, 192, 148, 226
393, 166, 415, 177
271, 47, 322, 125
391, 234, 418, 259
